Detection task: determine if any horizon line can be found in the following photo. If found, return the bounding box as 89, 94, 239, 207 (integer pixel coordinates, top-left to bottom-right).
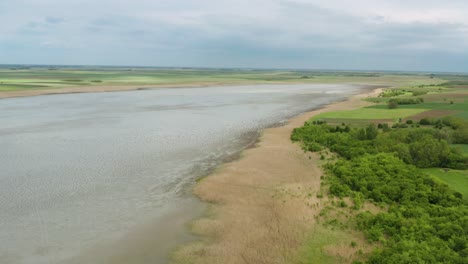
1, 63, 467, 75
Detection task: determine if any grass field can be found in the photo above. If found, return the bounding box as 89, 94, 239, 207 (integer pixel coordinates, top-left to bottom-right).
424, 168, 468, 199
295, 225, 369, 264
362, 82, 468, 123
312, 108, 427, 121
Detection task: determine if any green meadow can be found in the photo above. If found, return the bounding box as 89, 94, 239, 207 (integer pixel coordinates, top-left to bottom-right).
312, 108, 427, 121
314, 78, 468, 127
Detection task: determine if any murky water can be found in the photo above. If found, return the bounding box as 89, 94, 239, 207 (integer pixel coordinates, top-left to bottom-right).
0, 84, 359, 264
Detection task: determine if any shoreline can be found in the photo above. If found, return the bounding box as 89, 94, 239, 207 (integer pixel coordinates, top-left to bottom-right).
173, 85, 383, 263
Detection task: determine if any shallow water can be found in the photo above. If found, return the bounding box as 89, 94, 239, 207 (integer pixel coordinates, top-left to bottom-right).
0, 84, 359, 264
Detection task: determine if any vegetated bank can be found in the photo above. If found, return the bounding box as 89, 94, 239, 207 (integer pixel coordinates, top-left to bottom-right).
291, 80, 468, 263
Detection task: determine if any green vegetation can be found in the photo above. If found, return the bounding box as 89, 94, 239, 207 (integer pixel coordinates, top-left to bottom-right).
312, 108, 426, 121
424, 168, 468, 200
292, 78, 468, 263
387, 98, 424, 109
292, 122, 468, 263
295, 226, 365, 264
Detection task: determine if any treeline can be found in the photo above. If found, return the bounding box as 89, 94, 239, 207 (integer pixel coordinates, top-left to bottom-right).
293, 122, 468, 169
388, 98, 424, 108
380, 89, 406, 97
291, 122, 468, 263
380, 89, 428, 98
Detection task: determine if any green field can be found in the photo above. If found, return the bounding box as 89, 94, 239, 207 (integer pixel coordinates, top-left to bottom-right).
424, 168, 468, 199
312, 108, 427, 121
0, 66, 442, 92
367, 101, 468, 111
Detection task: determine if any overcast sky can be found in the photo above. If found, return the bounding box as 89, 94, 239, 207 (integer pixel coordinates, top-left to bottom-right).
1, 0, 468, 72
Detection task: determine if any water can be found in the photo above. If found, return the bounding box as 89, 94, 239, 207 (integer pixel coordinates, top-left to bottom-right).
0, 84, 360, 264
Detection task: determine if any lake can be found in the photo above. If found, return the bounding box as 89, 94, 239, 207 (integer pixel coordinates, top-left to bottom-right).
0, 84, 359, 264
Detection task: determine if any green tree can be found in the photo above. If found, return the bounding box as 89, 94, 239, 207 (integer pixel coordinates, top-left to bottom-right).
388, 99, 399, 109
366, 124, 379, 140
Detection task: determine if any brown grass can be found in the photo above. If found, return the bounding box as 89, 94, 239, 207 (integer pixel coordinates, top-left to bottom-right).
172, 88, 383, 264
405, 109, 460, 121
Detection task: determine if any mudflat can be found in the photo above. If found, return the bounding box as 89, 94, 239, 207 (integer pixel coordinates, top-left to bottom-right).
0, 83, 230, 99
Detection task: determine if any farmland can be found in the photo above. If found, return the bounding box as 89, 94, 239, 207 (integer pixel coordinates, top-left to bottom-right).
292, 76, 468, 263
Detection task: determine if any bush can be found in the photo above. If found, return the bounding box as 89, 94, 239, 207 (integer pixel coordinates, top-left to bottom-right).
388, 100, 398, 109
420, 118, 432, 125
452, 128, 468, 144
412, 90, 428, 96
388, 98, 424, 105
366, 124, 379, 140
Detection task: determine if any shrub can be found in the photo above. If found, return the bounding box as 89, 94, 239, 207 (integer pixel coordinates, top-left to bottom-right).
366, 124, 379, 140
388, 100, 398, 109
412, 90, 428, 96
420, 118, 432, 125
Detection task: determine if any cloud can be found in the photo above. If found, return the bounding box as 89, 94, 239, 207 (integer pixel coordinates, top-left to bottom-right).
0, 0, 467, 71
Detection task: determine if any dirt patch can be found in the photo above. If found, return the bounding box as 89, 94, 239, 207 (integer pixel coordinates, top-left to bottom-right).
405, 109, 460, 121
423, 92, 468, 102
172, 87, 383, 264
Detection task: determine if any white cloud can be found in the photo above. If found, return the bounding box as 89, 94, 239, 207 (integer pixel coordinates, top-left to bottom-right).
0, 0, 467, 71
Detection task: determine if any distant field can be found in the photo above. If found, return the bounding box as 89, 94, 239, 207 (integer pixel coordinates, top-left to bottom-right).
424, 168, 468, 199
368, 101, 468, 111
362, 84, 468, 123
0, 66, 443, 93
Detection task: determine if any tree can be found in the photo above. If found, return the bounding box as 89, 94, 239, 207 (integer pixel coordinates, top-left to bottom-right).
366, 124, 379, 140
357, 128, 367, 140
388, 99, 399, 109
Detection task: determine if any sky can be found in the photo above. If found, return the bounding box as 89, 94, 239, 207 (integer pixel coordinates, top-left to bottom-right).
1, 0, 468, 72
